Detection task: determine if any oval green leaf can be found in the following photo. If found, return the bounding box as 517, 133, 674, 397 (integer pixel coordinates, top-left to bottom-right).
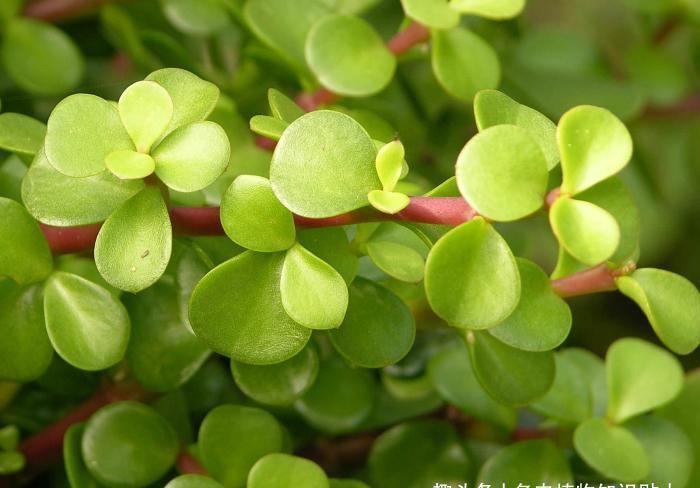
281, 243, 348, 330
558, 105, 633, 195
189, 251, 311, 364
166, 474, 224, 488
329, 278, 415, 368
119, 80, 173, 153
306, 14, 396, 97
0, 113, 46, 157
489, 259, 571, 351
473, 89, 559, 169
22, 149, 144, 226
366, 240, 424, 283
424, 218, 520, 329
220, 175, 296, 252
468, 330, 555, 406
250, 115, 288, 141
270, 110, 379, 218
573, 418, 649, 482
0, 197, 52, 285
44, 271, 130, 371
456, 124, 548, 221
231, 345, 319, 406
94, 186, 172, 293
198, 404, 283, 487
105, 150, 156, 180
549, 197, 620, 266
606, 338, 684, 423
477, 440, 572, 486
0, 283, 52, 382
375, 140, 404, 192
616, 268, 700, 355
248, 454, 328, 488
2, 18, 83, 95
161, 0, 230, 36
367, 190, 410, 215
152, 121, 230, 192
82, 402, 179, 487
45, 94, 133, 177
450, 0, 525, 19
400, 0, 459, 29
268, 88, 305, 123
431, 27, 500, 102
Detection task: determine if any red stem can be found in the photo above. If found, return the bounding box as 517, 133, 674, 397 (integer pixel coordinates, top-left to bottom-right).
550, 263, 633, 297
41, 197, 475, 254
23, 0, 118, 21
176, 449, 208, 476
18, 381, 149, 472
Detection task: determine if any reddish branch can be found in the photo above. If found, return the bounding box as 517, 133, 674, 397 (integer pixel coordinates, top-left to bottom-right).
23, 0, 119, 21
17, 380, 149, 473
176, 449, 208, 476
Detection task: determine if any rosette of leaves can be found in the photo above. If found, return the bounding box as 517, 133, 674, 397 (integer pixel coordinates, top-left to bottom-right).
242, 0, 524, 102
33, 68, 230, 293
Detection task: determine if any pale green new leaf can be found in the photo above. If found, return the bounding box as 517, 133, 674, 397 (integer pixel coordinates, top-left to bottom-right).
368, 190, 410, 214
268, 89, 305, 123
375, 140, 404, 192
250, 115, 288, 141
105, 150, 156, 180
450, 0, 525, 19
400, 0, 459, 30
248, 454, 328, 488
119, 80, 173, 152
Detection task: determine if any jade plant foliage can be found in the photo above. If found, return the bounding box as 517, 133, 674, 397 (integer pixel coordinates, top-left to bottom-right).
1, 0, 700, 487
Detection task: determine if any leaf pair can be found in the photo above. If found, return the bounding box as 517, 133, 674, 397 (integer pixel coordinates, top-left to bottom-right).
368, 140, 410, 214
45, 68, 229, 193
550, 106, 634, 266
573, 338, 684, 481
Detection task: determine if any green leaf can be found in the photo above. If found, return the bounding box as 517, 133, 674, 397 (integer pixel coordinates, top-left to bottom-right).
564, 348, 608, 418
0, 451, 24, 475
369, 420, 471, 488
297, 228, 358, 285
281, 243, 348, 330
82, 402, 179, 487
248, 454, 328, 488
295, 357, 376, 433
367, 190, 410, 214
329, 480, 369, 488
468, 331, 555, 406
221, 175, 296, 252
0, 426, 19, 451
146, 68, 220, 132
244, 0, 332, 69
22, 149, 145, 226
329, 278, 415, 368
152, 121, 230, 192
166, 474, 224, 488
44, 272, 130, 371
573, 418, 649, 482
616, 268, 700, 355
161, 0, 230, 36
268, 88, 305, 123
427, 344, 517, 430
0, 197, 53, 285
231, 345, 318, 406
450, 0, 525, 19
431, 27, 500, 102
1, 18, 83, 95
558, 105, 633, 195
375, 140, 404, 192
456, 124, 548, 221
0, 283, 52, 382
366, 240, 424, 283
477, 440, 572, 485
270, 110, 380, 218
189, 251, 311, 364
119, 80, 173, 153
489, 259, 571, 351
0, 113, 46, 158
658, 370, 700, 487
250, 115, 288, 140
45, 94, 133, 177
306, 14, 396, 97
606, 338, 684, 423
199, 404, 283, 487
125, 247, 211, 392
105, 150, 156, 180
530, 349, 593, 423
576, 176, 640, 265
625, 415, 693, 488
425, 218, 520, 329
473, 89, 559, 169
549, 197, 620, 266
400, 0, 459, 29
63, 424, 100, 488
94, 186, 172, 293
